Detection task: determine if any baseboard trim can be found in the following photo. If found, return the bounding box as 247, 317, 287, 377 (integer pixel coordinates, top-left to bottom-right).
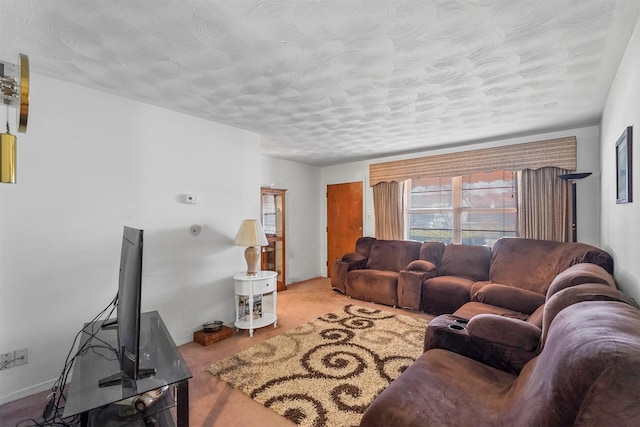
0, 378, 57, 406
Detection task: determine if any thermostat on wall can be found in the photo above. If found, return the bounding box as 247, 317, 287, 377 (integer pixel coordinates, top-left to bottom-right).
185, 194, 198, 204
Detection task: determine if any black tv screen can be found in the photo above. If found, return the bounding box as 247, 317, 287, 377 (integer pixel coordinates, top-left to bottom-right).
99, 226, 155, 387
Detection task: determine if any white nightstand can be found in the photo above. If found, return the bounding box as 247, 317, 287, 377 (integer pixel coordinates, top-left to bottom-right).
233, 270, 278, 337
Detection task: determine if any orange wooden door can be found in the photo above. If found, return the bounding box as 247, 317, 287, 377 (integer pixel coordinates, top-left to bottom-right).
327, 182, 363, 277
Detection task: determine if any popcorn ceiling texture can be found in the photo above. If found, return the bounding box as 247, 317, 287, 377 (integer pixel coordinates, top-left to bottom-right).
1, 0, 639, 166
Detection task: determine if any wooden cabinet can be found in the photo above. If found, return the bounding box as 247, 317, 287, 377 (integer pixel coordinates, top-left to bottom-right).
261, 187, 286, 291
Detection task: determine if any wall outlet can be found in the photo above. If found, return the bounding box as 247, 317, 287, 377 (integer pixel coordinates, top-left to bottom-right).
1, 352, 13, 370
13, 348, 29, 367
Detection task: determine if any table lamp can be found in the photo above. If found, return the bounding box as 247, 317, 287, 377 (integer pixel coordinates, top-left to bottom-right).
234, 219, 269, 275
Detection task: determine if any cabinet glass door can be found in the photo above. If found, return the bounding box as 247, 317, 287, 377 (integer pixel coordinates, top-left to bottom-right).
261, 188, 286, 291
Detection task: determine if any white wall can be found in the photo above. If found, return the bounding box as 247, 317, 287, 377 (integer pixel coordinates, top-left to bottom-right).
261, 156, 322, 283
320, 125, 602, 276
600, 18, 640, 303
0, 74, 263, 403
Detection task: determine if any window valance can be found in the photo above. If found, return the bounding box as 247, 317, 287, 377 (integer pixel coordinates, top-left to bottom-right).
369, 136, 576, 186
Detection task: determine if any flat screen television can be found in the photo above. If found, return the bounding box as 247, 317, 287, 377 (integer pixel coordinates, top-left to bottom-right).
99, 226, 156, 387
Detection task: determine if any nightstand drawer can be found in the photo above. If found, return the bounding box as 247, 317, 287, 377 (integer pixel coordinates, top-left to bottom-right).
233, 273, 277, 295
252, 277, 275, 294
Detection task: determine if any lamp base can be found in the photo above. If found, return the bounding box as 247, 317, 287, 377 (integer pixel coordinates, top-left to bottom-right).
244, 246, 260, 276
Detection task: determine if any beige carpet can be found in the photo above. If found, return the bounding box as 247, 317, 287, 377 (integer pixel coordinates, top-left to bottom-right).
207, 304, 429, 427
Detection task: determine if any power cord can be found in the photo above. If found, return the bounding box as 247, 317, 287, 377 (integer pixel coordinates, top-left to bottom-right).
15, 295, 118, 427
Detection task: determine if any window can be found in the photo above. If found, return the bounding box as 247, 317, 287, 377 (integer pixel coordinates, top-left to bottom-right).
406, 171, 517, 246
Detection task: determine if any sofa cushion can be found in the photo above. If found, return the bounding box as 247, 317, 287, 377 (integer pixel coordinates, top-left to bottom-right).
439, 244, 491, 281
418, 241, 446, 265
489, 238, 614, 294
355, 236, 376, 257
472, 283, 545, 314
489, 238, 560, 292
453, 301, 529, 321
345, 269, 399, 306
365, 240, 422, 272
361, 348, 516, 427
422, 275, 475, 315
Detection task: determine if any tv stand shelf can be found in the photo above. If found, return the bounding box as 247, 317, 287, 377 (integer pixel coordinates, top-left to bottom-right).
63, 311, 192, 427
87, 387, 175, 427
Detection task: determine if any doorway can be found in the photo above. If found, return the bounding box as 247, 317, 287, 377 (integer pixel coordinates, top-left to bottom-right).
327, 181, 364, 277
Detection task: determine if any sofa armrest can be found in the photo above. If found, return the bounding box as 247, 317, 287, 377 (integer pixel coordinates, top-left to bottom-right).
341, 252, 367, 264
466, 314, 541, 352
546, 263, 616, 299
397, 261, 438, 311
405, 259, 437, 273
472, 283, 545, 314
330, 253, 368, 293
424, 314, 539, 374
331, 262, 349, 293
397, 270, 433, 310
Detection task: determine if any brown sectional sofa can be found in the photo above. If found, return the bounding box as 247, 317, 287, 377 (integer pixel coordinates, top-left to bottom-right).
360, 298, 640, 426
333, 237, 640, 426
332, 237, 614, 317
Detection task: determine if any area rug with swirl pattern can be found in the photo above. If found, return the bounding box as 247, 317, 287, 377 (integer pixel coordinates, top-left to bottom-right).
207, 304, 430, 427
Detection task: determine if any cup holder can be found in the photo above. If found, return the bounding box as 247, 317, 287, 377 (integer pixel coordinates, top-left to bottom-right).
448, 323, 466, 331
454, 318, 469, 324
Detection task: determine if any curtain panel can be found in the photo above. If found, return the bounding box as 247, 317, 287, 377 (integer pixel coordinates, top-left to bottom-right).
517, 167, 572, 242
372, 181, 405, 240
369, 137, 576, 186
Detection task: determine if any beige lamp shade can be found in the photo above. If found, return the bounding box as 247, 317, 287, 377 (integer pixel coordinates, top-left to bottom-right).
234, 219, 269, 275
234, 219, 269, 246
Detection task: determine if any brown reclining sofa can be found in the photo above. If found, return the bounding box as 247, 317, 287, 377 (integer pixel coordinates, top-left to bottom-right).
331, 237, 614, 318
332, 238, 640, 425
361, 290, 640, 426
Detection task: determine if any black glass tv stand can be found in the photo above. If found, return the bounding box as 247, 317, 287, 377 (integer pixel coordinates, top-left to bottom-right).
63, 311, 192, 427
98, 367, 157, 388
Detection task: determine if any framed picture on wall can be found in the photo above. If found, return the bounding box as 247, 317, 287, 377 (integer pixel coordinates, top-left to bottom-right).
616, 126, 633, 204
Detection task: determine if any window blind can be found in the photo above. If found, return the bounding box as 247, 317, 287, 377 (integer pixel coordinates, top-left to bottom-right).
369, 136, 576, 186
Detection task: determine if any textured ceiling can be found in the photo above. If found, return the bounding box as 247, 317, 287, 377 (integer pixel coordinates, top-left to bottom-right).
1, 1, 639, 166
